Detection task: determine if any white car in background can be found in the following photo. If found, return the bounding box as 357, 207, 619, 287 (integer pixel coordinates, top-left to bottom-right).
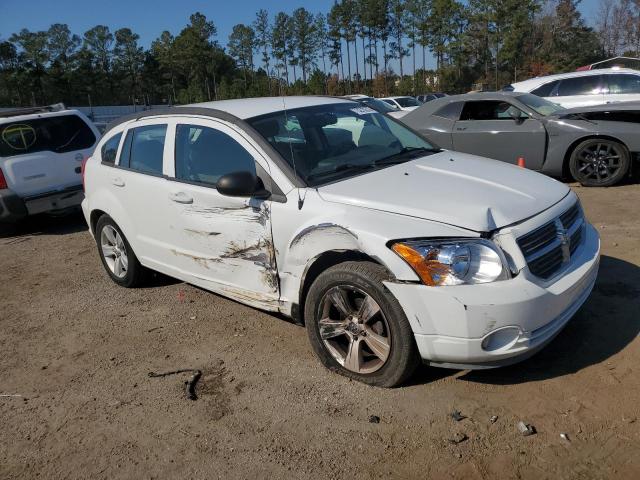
0, 104, 100, 222
379, 96, 423, 112
82, 97, 599, 387
507, 68, 640, 108
342, 94, 408, 119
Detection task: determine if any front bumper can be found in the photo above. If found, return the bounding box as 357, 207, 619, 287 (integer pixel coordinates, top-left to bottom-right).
384, 222, 600, 368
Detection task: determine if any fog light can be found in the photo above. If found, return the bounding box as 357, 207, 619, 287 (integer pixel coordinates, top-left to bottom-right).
481, 327, 520, 352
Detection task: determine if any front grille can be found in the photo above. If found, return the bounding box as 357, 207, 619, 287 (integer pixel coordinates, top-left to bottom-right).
517, 202, 584, 279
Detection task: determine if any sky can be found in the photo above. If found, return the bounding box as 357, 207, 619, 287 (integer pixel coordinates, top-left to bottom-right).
0, 0, 602, 73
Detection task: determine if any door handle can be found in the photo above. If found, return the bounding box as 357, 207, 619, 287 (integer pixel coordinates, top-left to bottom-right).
112, 177, 125, 187
456, 127, 467, 131
169, 191, 194, 204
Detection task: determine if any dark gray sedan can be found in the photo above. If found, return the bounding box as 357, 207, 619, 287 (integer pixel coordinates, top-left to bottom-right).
401, 92, 640, 186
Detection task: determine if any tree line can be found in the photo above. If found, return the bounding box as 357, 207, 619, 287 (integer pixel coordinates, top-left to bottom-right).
0, 0, 639, 107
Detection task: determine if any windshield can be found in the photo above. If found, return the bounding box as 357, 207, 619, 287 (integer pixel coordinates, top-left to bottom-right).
396, 97, 422, 108
359, 98, 397, 113
517, 93, 566, 116
247, 102, 438, 187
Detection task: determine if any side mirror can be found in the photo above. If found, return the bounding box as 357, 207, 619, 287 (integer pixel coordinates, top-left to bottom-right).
216, 171, 269, 198
508, 107, 526, 123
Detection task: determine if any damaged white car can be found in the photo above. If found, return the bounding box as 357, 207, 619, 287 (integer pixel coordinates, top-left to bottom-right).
82, 97, 600, 387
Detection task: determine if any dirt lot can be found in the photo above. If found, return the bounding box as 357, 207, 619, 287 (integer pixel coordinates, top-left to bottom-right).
1, 183, 639, 480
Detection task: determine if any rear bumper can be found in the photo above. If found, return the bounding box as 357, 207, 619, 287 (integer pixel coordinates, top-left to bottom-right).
385, 222, 600, 368
0, 189, 28, 223
23, 185, 84, 216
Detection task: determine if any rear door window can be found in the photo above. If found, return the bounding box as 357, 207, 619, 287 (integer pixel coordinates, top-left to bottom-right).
0, 114, 96, 157
174, 124, 255, 187
556, 76, 603, 96
119, 124, 166, 175
606, 74, 640, 94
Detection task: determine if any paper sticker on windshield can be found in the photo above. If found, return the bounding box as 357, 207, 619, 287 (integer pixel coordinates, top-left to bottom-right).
350, 106, 377, 115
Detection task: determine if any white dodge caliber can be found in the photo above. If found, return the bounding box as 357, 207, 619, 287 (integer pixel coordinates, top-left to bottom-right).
82, 97, 600, 387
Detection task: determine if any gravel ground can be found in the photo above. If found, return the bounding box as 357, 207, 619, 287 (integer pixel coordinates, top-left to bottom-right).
1, 183, 639, 479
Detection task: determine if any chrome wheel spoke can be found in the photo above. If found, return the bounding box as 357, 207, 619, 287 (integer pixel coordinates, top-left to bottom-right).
120, 252, 129, 270
364, 327, 390, 361
114, 257, 123, 276
102, 245, 116, 258
344, 338, 362, 372
328, 288, 352, 318
103, 226, 116, 244
318, 318, 347, 340
357, 294, 380, 323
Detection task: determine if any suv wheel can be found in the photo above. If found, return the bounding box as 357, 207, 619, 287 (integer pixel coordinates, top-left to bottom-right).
95, 215, 147, 287
305, 261, 420, 387
569, 139, 630, 187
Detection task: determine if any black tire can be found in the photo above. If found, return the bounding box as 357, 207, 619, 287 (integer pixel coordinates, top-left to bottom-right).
305, 261, 420, 387
569, 138, 630, 187
95, 214, 147, 287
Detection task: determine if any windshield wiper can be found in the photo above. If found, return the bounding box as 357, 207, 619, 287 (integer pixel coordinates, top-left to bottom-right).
306, 163, 377, 181
374, 146, 438, 166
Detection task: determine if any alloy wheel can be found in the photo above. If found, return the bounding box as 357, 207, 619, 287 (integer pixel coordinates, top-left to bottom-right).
318, 286, 391, 374
100, 225, 129, 279
575, 141, 623, 184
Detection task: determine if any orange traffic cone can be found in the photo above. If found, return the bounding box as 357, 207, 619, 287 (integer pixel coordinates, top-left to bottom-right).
517, 157, 526, 168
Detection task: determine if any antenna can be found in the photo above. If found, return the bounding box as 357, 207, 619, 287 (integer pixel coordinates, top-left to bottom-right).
281, 97, 305, 210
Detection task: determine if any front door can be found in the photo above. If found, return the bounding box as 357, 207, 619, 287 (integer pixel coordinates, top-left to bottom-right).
164, 118, 279, 310
452, 100, 547, 169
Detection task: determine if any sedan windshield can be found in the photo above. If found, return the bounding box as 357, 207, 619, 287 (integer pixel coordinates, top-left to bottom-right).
247, 102, 438, 186
395, 97, 422, 108
359, 97, 397, 113
517, 93, 566, 116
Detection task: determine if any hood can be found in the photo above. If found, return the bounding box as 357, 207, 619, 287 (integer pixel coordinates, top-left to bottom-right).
554, 101, 640, 116
317, 151, 569, 232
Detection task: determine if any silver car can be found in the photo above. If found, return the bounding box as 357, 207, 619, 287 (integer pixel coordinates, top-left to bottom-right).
401, 92, 640, 186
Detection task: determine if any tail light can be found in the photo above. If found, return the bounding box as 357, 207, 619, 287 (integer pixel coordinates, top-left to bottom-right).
0, 169, 7, 190
81, 156, 90, 191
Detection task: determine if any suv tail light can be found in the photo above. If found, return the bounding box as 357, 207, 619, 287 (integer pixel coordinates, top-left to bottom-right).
81, 156, 90, 191
0, 169, 7, 190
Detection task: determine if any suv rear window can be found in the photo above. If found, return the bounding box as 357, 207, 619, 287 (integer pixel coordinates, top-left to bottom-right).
0, 114, 96, 157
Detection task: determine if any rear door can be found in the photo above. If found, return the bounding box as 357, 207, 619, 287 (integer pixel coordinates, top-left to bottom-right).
603, 73, 640, 104
0, 112, 98, 196
111, 119, 173, 267
553, 75, 605, 107
163, 118, 279, 307
452, 100, 547, 169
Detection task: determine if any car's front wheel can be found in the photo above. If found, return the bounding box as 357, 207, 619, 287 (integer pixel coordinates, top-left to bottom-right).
569, 138, 630, 187
305, 261, 420, 387
95, 214, 147, 287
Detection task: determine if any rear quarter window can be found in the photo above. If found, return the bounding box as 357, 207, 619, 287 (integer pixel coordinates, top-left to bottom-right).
0, 114, 96, 157
434, 102, 463, 120
100, 133, 122, 164
530, 80, 559, 97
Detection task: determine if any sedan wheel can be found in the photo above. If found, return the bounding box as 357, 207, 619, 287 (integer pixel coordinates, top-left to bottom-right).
570, 139, 630, 187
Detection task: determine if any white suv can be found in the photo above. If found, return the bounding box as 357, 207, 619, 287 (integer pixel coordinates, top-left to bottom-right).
507, 68, 640, 108
0, 105, 100, 222
82, 97, 600, 387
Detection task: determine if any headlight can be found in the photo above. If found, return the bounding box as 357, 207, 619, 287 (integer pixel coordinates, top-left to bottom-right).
391, 239, 509, 286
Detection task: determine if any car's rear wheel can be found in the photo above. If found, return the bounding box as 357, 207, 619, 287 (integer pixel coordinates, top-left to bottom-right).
569, 139, 630, 187
95, 215, 147, 287
305, 261, 420, 387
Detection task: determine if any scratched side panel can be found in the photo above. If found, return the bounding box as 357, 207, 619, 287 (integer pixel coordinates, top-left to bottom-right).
166, 189, 281, 311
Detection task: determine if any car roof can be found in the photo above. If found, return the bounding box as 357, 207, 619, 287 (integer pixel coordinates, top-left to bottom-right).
511, 67, 640, 91
0, 107, 84, 124
186, 96, 354, 119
